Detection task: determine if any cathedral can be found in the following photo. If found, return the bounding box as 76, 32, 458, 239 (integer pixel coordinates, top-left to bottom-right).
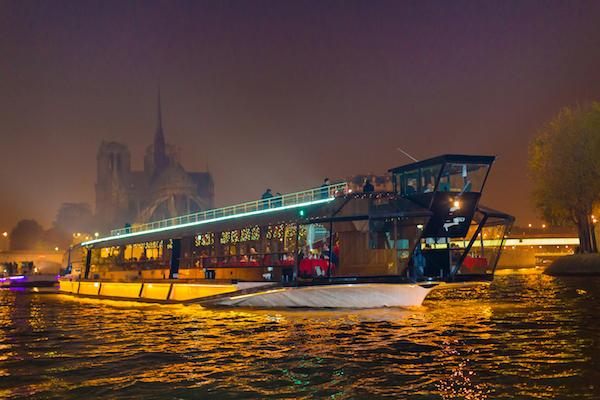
95, 91, 214, 230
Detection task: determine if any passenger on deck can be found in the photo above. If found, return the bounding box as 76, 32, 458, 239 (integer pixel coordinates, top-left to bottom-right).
321, 243, 330, 260
298, 246, 309, 260
363, 179, 374, 193
451, 243, 461, 262
411, 247, 426, 277
282, 247, 290, 260
262, 189, 274, 199
262, 247, 272, 265
332, 242, 339, 267
321, 178, 330, 199
274, 192, 282, 207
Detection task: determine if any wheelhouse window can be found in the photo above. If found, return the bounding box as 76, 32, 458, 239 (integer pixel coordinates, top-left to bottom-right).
421, 164, 442, 193
438, 163, 490, 193
396, 164, 443, 196
402, 169, 419, 196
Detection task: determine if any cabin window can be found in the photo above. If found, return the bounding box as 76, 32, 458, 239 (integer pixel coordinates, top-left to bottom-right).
420, 164, 442, 193
439, 163, 490, 193
88, 240, 165, 276
403, 170, 419, 196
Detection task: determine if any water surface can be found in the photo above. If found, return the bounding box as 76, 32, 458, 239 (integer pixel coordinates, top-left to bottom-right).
1, 271, 598, 399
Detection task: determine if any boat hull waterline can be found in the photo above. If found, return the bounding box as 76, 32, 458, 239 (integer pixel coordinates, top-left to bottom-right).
58, 280, 440, 308
212, 283, 432, 308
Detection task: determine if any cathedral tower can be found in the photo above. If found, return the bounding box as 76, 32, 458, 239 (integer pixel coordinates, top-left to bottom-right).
95, 141, 131, 224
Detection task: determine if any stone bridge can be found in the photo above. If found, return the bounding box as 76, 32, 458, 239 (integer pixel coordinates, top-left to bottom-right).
0, 250, 65, 275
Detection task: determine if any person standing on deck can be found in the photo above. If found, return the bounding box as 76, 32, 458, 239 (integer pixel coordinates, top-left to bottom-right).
262, 189, 274, 199
261, 188, 274, 209
321, 178, 330, 199
363, 179, 374, 193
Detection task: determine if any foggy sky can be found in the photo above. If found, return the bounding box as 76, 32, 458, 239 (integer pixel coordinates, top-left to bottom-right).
2, 0, 600, 233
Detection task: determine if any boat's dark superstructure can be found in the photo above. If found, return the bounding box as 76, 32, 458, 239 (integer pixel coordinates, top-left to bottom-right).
388, 154, 514, 280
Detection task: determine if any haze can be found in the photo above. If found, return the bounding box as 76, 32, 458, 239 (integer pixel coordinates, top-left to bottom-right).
2, 1, 600, 232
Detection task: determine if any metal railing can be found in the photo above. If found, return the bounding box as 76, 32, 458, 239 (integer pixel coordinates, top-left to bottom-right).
110, 183, 347, 237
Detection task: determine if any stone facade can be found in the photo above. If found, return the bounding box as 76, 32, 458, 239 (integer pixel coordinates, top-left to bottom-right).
95, 91, 214, 229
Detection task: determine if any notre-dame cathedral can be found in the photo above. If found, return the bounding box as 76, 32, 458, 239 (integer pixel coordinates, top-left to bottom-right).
95, 91, 214, 230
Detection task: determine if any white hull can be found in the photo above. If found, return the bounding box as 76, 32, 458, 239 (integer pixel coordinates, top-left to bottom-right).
58, 279, 441, 308
213, 283, 433, 308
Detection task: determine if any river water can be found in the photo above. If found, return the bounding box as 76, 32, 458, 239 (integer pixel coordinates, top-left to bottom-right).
1, 270, 599, 399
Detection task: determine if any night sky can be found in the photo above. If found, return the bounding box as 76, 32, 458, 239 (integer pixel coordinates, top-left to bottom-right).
2, 1, 600, 233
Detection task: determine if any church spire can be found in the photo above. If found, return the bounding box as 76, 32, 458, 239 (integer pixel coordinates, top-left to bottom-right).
153, 83, 168, 174
157, 82, 163, 132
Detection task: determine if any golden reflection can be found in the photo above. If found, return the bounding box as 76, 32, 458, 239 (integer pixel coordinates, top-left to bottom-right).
28, 296, 46, 333
1, 273, 599, 398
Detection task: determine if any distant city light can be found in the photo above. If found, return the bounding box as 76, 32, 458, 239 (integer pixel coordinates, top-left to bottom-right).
55, 247, 59, 251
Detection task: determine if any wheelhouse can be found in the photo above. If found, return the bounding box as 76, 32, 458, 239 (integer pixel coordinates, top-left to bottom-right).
389, 154, 514, 279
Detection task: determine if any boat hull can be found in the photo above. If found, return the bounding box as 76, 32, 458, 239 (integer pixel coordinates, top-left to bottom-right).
210, 283, 433, 308
58, 279, 434, 308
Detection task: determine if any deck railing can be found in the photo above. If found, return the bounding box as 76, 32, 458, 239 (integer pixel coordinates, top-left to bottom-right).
110, 183, 348, 237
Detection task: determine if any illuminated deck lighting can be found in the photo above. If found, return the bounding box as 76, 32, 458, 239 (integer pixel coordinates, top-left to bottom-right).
82, 191, 339, 247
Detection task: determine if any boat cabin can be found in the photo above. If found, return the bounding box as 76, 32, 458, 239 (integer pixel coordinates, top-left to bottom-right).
66, 155, 513, 288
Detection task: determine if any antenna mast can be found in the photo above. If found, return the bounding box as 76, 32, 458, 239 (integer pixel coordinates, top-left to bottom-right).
397, 148, 419, 162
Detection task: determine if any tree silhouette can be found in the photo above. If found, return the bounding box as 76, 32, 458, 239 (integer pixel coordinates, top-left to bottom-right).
528, 102, 600, 253
9, 219, 44, 250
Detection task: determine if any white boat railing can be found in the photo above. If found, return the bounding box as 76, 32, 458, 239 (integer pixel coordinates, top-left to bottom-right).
110, 183, 348, 237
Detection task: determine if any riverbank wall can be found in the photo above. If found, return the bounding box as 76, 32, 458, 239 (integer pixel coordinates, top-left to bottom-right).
496, 249, 536, 269
544, 253, 600, 276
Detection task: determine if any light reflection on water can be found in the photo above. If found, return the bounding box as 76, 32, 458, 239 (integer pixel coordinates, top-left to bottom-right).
0, 271, 599, 399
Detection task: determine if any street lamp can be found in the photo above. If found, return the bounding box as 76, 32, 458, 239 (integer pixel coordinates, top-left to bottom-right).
2, 231, 7, 251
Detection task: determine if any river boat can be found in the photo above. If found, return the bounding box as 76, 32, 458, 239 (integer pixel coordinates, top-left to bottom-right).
1, 274, 59, 288
59, 154, 514, 308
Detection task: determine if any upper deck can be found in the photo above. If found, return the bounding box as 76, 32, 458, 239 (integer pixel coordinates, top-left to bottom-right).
98, 182, 348, 240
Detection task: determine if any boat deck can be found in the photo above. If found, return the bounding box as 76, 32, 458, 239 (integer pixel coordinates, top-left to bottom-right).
108, 182, 348, 237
